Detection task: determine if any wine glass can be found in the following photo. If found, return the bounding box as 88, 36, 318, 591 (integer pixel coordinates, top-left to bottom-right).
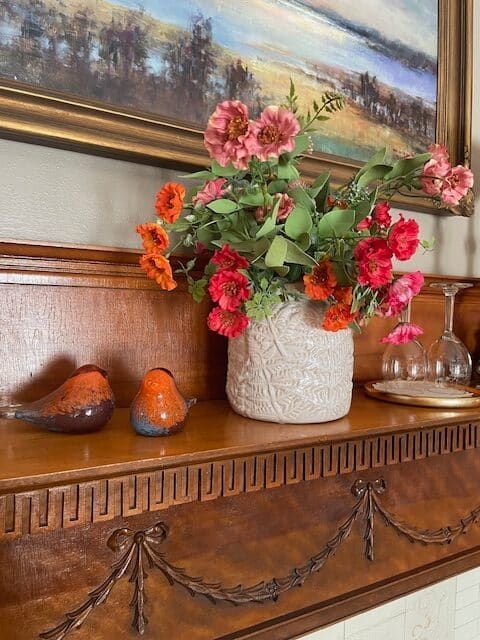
427, 282, 473, 385
382, 302, 427, 381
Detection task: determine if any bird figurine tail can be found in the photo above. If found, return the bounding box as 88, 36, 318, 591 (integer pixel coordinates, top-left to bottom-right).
0, 365, 115, 434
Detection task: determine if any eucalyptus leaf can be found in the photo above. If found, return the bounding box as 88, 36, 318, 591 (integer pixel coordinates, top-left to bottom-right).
284, 205, 312, 239
354, 188, 378, 225
289, 186, 315, 211
196, 226, 216, 246
274, 265, 290, 276
317, 209, 356, 237
297, 233, 311, 251
239, 190, 266, 207
355, 147, 387, 181
284, 238, 316, 266
255, 198, 281, 239
207, 199, 239, 214
277, 158, 300, 180
267, 180, 288, 195
180, 170, 215, 180
356, 164, 392, 188
265, 236, 288, 268
383, 153, 431, 181
211, 160, 241, 177
307, 172, 330, 198
290, 134, 310, 158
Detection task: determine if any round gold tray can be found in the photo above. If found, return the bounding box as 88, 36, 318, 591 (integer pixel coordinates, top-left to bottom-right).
364, 381, 480, 409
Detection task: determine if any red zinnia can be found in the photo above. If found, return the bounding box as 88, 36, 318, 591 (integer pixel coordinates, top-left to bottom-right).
303, 260, 337, 301
333, 286, 353, 305
211, 244, 249, 271
372, 202, 392, 228
388, 215, 420, 261
354, 237, 393, 289
208, 270, 251, 311
207, 307, 249, 338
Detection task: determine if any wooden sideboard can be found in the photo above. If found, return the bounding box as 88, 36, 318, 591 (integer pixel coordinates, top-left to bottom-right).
1, 242, 480, 639
1, 395, 480, 639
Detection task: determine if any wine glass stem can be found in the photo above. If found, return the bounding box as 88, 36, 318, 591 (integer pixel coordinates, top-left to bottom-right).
399, 301, 411, 324
444, 292, 456, 335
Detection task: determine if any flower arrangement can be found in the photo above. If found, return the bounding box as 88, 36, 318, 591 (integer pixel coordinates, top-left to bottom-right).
137, 83, 474, 344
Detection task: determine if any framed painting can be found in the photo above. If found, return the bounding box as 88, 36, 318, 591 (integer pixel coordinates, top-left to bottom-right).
0, 0, 473, 216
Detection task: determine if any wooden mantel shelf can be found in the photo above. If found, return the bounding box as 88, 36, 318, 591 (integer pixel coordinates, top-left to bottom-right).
2, 390, 480, 543
2, 390, 480, 493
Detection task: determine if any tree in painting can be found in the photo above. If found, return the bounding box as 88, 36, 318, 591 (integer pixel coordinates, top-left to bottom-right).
0, 0, 437, 162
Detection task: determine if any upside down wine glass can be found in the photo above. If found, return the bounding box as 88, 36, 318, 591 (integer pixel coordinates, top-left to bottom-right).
427, 282, 473, 385
381, 301, 427, 381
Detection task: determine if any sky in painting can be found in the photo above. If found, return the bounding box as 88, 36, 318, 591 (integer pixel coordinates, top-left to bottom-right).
114, 0, 437, 104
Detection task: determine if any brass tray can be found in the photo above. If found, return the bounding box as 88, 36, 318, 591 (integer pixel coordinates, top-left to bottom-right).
364, 381, 480, 409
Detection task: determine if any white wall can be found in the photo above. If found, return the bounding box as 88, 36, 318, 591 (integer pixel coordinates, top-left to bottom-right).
0, 3, 479, 274
302, 567, 480, 640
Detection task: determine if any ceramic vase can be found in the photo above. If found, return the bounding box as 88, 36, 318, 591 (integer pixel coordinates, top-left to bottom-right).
226, 301, 353, 424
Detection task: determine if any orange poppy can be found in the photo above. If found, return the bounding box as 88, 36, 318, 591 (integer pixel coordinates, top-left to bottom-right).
140, 254, 177, 291
333, 286, 353, 305
303, 260, 337, 301
136, 222, 169, 254
155, 182, 186, 223
322, 303, 356, 332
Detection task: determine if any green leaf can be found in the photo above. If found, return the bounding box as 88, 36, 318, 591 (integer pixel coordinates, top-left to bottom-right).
356, 164, 392, 188
355, 147, 387, 181
317, 208, 356, 237
267, 180, 288, 195
284, 238, 316, 266
383, 153, 431, 181
207, 199, 239, 214
239, 190, 267, 207
290, 134, 310, 158
274, 266, 290, 276
211, 160, 240, 177
354, 188, 378, 225
196, 226, 216, 246
277, 157, 300, 180
188, 278, 207, 303
284, 205, 312, 240
255, 198, 281, 239
180, 170, 214, 180
265, 236, 288, 268
289, 186, 315, 211
307, 172, 330, 198
297, 233, 311, 251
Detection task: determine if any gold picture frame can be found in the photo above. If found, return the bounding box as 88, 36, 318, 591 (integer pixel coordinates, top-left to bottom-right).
0, 0, 473, 218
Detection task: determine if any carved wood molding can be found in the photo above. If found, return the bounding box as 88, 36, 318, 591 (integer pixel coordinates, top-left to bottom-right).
40, 477, 480, 639
1, 421, 478, 540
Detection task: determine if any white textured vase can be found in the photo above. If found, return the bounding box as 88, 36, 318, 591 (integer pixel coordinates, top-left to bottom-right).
226, 301, 354, 423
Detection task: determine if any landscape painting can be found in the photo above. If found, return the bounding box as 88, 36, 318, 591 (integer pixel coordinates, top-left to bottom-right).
0, 0, 438, 163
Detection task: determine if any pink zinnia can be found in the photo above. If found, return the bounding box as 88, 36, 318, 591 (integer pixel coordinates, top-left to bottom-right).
428, 143, 450, 164
211, 244, 249, 271
372, 202, 392, 228
193, 178, 227, 206
208, 270, 250, 311
441, 165, 474, 206
388, 215, 420, 261
204, 101, 253, 169
421, 157, 451, 196
381, 271, 424, 317
380, 323, 424, 345
354, 237, 393, 289
207, 307, 249, 338
247, 106, 300, 161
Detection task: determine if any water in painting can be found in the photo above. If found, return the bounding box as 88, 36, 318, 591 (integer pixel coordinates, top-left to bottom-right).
0, 0, 438, 161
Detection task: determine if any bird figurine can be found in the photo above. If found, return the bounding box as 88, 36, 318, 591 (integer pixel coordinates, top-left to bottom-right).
0, 365, 115, 434
130, 368, 196, 436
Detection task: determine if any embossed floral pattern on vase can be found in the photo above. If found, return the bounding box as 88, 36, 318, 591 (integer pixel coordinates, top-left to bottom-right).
226, 301, 353, 423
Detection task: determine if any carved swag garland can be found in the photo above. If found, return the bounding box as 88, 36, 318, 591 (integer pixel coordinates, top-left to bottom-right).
41, 478, 480, 639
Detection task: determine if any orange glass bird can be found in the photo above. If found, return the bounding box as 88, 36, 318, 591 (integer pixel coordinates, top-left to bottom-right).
130, 368, 195, 436
0, 365, 115, 434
